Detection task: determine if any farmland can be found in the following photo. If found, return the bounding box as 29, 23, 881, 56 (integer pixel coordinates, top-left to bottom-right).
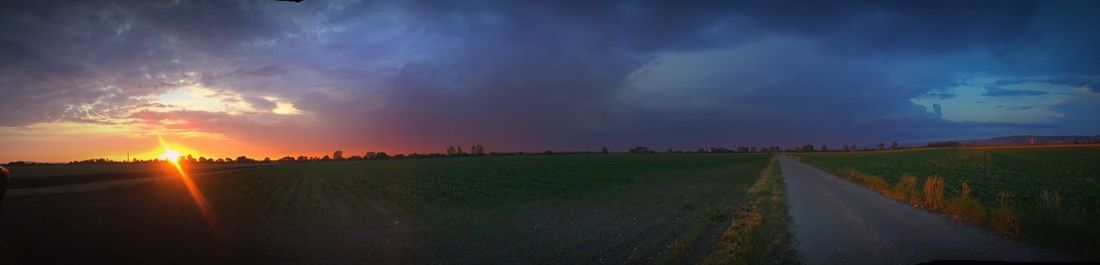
790, 147, 1100, 256
1, 154, 780, 264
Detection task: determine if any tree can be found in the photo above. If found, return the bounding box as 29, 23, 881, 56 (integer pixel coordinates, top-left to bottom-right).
891, 141, 899, 150
602, 146, 609, 154
263, 157, 271, 163
879, 143, 885, 150
629, 146, 653, 154
821, 145, 829, 152
333, 150, 344, 160
470, 144, 486, 155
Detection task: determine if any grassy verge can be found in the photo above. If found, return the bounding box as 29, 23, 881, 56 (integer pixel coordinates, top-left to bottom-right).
790, 148, 1100, 257
701, 156, 798, 265
659, 206, 727, 264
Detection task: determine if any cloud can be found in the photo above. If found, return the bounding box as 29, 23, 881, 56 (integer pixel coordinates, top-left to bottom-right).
993, 76, 1100, 87
1, 0, 1098, 157
983, 86, 1049, 97
996, 105, 1034, 110
0, 0, 279, 127
232, 65, 287, 78
242, 96, 277, 111
915, 91, 958, 100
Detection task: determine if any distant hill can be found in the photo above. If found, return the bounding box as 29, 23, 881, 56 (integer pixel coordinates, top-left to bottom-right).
963, 135, 1100, 145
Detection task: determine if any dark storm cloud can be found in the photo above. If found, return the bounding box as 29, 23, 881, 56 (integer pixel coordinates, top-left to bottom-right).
982, 86, 1049, 97
916, 91, 958, 100
996, 105, 1034, 111
294, 0, 1056, 148
2, 0, 1098, 150
993, 77, 1100, 87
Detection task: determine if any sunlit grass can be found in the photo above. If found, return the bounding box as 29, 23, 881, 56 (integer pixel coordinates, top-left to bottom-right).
702, 157, 798, 265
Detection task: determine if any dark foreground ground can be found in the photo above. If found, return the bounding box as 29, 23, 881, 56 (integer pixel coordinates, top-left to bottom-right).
0, 154, 771, 264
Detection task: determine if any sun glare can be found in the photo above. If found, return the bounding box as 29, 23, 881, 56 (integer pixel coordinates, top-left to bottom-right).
156, 134, 215, 227
159, 147, 181, 163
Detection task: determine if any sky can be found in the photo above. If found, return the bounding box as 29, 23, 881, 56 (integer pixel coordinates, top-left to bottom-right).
1, 0, 1099, 162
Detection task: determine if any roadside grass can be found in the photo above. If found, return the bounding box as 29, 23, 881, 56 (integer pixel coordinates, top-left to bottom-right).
701, 156, 799, 265
657, 156, 776, 265
661, 206, 728, 264
791, 147, 1100, 257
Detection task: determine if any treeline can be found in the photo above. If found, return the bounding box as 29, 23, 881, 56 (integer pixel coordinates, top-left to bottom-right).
24, 139, 1074, 165
627, 146, 784, 154
790, 142, 901, 152
785, 138, 1100, 153
19, 143, 787, 166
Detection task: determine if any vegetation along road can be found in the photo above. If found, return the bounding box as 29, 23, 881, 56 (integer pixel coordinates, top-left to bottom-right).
779, 155, 1073, 264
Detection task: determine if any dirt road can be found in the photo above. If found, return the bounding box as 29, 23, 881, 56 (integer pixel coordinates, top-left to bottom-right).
778, 155, 1074, 264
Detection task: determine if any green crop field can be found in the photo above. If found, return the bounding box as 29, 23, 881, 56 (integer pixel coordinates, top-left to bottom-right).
791, 147, 1100, 256
3, 154, 784, 264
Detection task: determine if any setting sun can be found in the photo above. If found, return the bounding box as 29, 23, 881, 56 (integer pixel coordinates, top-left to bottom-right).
158, 147, 181, 163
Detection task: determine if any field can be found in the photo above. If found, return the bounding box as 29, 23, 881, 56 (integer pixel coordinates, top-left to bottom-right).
5, 163, 252, 189
790, 147, 1100, 256
0, 154, 789, 264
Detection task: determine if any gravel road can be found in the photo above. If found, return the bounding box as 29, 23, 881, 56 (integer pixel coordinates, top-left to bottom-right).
778, 155, 1077, 264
